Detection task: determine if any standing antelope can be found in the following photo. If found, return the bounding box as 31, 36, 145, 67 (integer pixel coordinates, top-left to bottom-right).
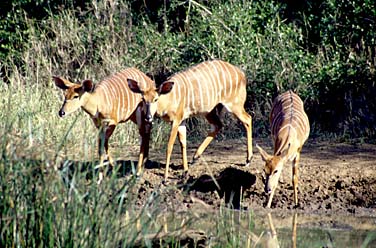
128, 59, 253, 180
53, 68, 155, 183
256, 90, 310, 208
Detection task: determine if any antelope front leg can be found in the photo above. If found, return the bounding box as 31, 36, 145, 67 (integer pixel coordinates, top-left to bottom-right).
136, 122, 151, 176
177, 122, 188, 173
292, 153, 300, 206
266, 188, 276, 208
104, 124, 116, 166
97, 123, 115, 184
98, 126, 106, 184
164, 121, 180, 181
98, 125, 106, 168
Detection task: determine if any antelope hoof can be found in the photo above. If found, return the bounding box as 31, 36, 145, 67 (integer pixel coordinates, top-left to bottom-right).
162, 178, 170, 186
191, 156, 201, 166
134, 173, 141, 181
245, 161, 250, 167
180, 170, 189, 180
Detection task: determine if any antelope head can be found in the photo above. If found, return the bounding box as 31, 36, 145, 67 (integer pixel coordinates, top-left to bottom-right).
128, 79, 174, 123
256, 144, 289, 197
53, 76, 94, 117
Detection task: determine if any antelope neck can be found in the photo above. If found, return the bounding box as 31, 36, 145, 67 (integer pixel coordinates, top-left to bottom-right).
81, 92, 98, 117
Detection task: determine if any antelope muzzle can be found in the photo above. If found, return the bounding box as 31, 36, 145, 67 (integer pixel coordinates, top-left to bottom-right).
264, 181, 272, 194
144, 103, 153, 123
58, 107, 66, 117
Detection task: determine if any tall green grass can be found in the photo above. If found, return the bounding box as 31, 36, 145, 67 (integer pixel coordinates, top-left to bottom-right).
0, 4, 258, 246
1, 0, 375, 246
0, 131, 259, 247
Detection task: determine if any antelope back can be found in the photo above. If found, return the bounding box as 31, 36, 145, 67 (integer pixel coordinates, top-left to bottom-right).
270, 91, 310, 155
162, 60, 247, 116
95, 68, 155, 123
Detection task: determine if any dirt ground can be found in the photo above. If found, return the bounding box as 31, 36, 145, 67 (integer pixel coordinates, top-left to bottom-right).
119, 138, 376, 218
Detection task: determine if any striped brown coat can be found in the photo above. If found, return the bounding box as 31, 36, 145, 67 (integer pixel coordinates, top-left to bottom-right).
128, 59, 253, 180
257, 90, 310, 207
54, 68, 155, 183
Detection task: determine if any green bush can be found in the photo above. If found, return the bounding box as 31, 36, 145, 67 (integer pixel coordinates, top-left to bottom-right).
0, 0, 375, 141
1, 0, 376, 246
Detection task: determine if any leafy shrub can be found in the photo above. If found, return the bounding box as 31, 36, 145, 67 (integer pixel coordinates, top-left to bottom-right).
1, 0, 375, 142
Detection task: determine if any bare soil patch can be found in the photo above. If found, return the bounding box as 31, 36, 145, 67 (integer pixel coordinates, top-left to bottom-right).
115, 138, 376, 218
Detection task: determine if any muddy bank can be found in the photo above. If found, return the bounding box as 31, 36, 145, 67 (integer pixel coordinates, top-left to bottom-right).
116, 138, 376, 218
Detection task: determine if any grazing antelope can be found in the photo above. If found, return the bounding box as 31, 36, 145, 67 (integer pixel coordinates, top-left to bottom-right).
53, 68, 155, 183
256, 90, 310, 208
128, 59, 253, 180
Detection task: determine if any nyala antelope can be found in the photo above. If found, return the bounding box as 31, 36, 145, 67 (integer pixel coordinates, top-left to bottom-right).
256, 90, 310, 208
128, 59, 253, 180
54, 68, 155, 183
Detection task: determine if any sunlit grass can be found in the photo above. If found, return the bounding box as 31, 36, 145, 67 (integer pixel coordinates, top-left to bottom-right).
1, 0, 375, 246
0, 76, 259, 247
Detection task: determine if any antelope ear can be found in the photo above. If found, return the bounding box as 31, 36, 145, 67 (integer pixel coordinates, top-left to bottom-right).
82, 80, 94, 92
276, 143, 290, 157
127, 78, 142, 94
256, 144, 273, 162
158, 81, 174, 95
53, 76, 75, 90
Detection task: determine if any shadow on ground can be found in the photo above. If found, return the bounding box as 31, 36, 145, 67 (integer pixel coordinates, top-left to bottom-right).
58, 159, 161, 182
184, 167, 257, 209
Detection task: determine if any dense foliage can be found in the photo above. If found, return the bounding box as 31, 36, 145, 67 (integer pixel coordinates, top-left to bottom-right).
1, 0, 375, 138
1, 1, 376, 246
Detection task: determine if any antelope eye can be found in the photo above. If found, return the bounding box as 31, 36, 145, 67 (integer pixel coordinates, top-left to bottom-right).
153, 97, 158, 103
73, 95, 79, 99
273, 169, 279, 175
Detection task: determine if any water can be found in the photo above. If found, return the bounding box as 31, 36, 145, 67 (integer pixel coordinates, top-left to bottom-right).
135, 208, 376, 247
253, 212, 376, 248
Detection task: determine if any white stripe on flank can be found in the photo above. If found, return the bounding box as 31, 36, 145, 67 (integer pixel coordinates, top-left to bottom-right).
231, 64, 239, 98
173, 74, 185, 107
116, 73, 128, 120
201, 62, 213, 109
209, 62, 219, 104
118, 72, 131, 117
175, 73, 186, 108
193, 68, 204, 110
107, 80, 116, 110
109, 77, 121, 115
107, 77, 121, 121
222, 62, 231, 97
118, 75, 126, 119
101, 82, 111, 113
218, 61, 228, 97
115, 75, 124, 121
127, 69, 138, 115
182, 73, 196, 112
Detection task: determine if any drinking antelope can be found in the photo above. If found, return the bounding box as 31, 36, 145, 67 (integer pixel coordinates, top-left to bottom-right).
256, 90, 310, 208
128, 60, 253, 180
54, 68, 155, 183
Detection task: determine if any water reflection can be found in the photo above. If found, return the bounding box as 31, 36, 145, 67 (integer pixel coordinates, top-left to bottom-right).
260, 213, 297, 248
264, 213, 280, 248
257, 212, 376, 248
292, 213, 297, 248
